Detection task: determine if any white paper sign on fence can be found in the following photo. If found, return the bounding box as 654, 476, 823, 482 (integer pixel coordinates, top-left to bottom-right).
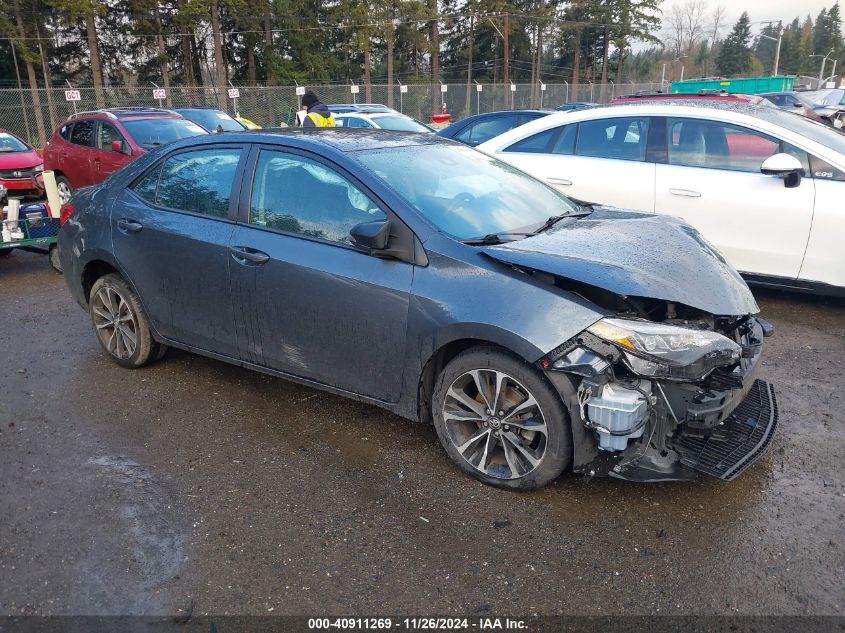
350, 85, 360, 94
540, 83, 546, 91
400, 85, 408, 93
440, 84, 448, 93
295, 86, 306, 96
510, 83, 516, 92
64, 90, 81, 101
476, 84, 483, 92
153, 88, 166, 100
228, 88, 240, 99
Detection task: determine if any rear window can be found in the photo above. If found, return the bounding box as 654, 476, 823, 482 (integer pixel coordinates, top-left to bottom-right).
122, 118, 207, 149
372, 115, 431, 133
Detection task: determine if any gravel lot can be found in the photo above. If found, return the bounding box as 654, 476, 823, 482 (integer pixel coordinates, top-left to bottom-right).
1, 250, 843, 618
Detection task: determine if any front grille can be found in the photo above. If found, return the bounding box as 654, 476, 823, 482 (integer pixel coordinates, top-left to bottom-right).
674, 379, 778, 480
0, 167, 36, 180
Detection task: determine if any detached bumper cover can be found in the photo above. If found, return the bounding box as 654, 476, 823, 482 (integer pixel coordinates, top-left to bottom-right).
673, 379, 778, 480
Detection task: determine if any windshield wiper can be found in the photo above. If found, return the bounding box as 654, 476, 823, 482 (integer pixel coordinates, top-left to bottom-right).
461, 232, 535, 245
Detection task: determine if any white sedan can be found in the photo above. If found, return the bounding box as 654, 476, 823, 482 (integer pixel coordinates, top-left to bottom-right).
477, 102, 845, 294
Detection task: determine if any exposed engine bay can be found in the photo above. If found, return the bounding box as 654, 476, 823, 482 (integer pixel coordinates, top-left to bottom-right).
541, 294, 778, 482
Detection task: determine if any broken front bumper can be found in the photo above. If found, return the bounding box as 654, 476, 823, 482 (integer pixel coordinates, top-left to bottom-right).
672, 379, 778, 481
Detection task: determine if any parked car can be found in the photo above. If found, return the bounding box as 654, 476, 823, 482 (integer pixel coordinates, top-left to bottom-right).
0, 129, 44, 202
478, 101, 845, 295
555, 102, 597, 111
798, 89, 845, 129
59, 130, 776, 489
42, 108, 208, 203
611, 91, 776, 107
437, 110, 551, 147
331, 109, 434, 133
172, 107, 248, 133
328, 103, 395, 114
758, 91, 832, 126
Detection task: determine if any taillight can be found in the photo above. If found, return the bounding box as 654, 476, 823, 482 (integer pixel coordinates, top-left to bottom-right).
59, 202, 76, 225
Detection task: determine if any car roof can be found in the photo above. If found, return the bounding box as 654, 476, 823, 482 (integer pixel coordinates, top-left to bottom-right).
329, 104, 395, 114
66, 108, 184, 123
178, 128, 450, 153
173, 107, 230, 113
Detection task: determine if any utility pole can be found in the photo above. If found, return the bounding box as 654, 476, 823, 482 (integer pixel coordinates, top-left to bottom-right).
772, 21, 783, 76
503, 12, 509, 106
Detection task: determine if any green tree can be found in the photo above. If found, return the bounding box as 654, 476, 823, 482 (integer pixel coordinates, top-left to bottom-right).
716, 11, 753, 76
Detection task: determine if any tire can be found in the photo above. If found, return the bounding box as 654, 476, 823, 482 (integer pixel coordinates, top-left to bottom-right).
0, 249, 12, 258
48, 244, 62, 273
55, 175, 73, 205
432, 345, 572, 490
88, 273, 160, 369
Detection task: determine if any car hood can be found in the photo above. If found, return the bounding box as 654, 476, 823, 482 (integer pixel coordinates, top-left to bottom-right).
0, 149, 41, 170
481, 207, 759, 316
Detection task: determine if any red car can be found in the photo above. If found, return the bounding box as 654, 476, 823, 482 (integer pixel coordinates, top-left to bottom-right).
0, 129, 44, 202
42, 108, 208, 203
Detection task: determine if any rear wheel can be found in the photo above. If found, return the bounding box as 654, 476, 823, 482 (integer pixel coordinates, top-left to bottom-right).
88, 273, 160, 368
48, 244, 62, 273
432, 346, 572, 490
55, 176, 73, 205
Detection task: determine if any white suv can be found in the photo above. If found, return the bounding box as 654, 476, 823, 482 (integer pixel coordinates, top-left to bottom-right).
478, 102, 845, 294
329, 105, 434, 133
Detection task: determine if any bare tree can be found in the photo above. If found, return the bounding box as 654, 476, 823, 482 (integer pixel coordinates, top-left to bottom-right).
664, 0, 708, 58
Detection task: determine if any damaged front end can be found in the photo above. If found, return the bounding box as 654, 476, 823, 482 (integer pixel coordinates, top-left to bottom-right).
542, 304, 778, 482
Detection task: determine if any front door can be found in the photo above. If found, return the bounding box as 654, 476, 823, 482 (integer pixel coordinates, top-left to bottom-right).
92, 121, 133, 181
229, 147, 413, 402
111, 145, 246, 358
653, 117, 815, 279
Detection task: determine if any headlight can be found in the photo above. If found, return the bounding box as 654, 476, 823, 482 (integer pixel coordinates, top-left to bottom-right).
34, 164, 44, 173
587, 318, 741, 381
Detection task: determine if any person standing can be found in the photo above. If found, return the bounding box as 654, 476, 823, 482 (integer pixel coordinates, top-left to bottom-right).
301, 91, 335, 128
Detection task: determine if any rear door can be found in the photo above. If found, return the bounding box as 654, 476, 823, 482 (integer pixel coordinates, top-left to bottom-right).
497, 115, 656, 211
92, 121, 133, 181
228, 146, 413, 402
65, 119, 97, 187
111, 144, 247, 357
653, 116, 815, 279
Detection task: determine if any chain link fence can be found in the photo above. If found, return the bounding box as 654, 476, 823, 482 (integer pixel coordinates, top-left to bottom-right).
0, 81, 663, 147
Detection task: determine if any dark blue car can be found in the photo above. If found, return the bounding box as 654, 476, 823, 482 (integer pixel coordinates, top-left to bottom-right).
58, 130, 777, 489
436, 110, 550, 146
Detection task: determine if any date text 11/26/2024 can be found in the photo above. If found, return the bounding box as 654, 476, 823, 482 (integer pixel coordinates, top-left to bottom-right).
307, 618, 528, 630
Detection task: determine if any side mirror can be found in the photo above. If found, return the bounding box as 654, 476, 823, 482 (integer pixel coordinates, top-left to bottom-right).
111, 140, 130, 155
794, 102, 804, 108
761, 153, 803, 189
350, 219, 391, 251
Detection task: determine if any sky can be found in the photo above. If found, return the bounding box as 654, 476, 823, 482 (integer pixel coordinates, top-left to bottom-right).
659, 0, 834, 35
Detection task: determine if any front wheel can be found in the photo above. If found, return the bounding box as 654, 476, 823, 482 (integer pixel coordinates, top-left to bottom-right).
88, 273, 162, 368
48, 244, 62, 273
432, 346, 572, 490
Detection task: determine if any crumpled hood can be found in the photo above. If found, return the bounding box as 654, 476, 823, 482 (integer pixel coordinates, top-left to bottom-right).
482, 207, 759, 316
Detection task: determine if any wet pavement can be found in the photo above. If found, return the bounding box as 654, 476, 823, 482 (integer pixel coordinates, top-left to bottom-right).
1, 250, 843, 617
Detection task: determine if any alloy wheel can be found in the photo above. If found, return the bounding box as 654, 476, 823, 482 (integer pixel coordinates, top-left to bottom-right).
442, 369, 548, 480
91, 286, 138, 360
57, 181, 72, 205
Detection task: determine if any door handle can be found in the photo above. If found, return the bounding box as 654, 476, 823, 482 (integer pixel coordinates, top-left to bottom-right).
229, 246, 270, 265
669, 188, 701, 198
547, 177, 573, 186
117, 219, 143, 233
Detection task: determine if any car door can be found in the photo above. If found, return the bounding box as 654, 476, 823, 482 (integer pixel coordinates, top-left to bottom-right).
92, 121, 133, 181
65, 119, 97, 188
497, 115, 656, 211
111, 145, 247, 357
653, 116, 815, 279
228, 146, 413, 402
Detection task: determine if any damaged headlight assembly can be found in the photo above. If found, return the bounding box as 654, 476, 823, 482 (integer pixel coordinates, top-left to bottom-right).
584, 318, 741, 381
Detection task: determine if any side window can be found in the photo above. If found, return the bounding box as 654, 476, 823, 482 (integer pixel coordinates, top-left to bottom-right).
97, 122, 125, 151
456, 117, 515, 146
345, 118, 372, 128
156, 148, 241, 218
809, 154, 845, 181
503, 127, 559, 153
550, 125, 577, 155
69, 120, 95, 147
132, 165, 161, 203
248, 150, 386, 245
60, 124, 73, 140
666, 118, 807, 173
576, 117, 650, 161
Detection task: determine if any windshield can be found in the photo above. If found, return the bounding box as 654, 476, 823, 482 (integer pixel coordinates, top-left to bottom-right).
175, 109, 244, 132
803, 89, 845, 106
122, 118, 208, 148
0, 132, 30, 153
748, 105, 845, 155
355, 144, 580, 240
374, 115, 433, 133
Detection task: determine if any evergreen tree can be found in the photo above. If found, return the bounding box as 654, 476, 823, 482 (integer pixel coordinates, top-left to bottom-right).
716, 11, 753, 76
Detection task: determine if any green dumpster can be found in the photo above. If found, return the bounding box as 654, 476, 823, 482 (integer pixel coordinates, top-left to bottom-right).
670, 76, 795, 95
